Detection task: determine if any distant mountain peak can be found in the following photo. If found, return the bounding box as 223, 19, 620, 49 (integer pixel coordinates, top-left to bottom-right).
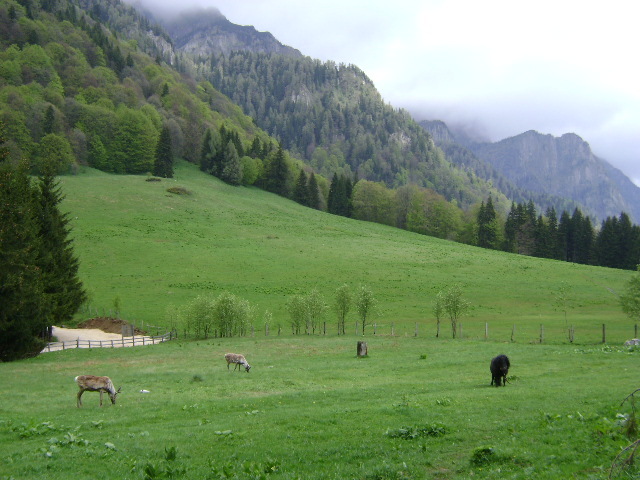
160, 8, 302, 58
471, 129, 640, 222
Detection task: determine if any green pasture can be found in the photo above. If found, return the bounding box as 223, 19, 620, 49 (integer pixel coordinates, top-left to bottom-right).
1, 336, 638, 479
58, 161, 633, 344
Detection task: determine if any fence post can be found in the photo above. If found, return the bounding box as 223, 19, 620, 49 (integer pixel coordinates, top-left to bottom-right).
569, 325, 574, 343
602, 324, 606, 343
485, 322, 488, 340
323, 322, 326, 336
635, 324, 638, 338
414, 323, 418, 337
540, 324, 544, 344
391, 323, 395, 336
511, 324, 515, 342
265, 323, 269, 336
355, 321, 358, 336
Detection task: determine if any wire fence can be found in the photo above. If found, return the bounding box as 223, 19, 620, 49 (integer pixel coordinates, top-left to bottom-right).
254, 320, 640, 345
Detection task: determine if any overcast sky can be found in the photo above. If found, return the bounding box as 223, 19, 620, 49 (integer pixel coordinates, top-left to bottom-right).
137, 0, 640, 186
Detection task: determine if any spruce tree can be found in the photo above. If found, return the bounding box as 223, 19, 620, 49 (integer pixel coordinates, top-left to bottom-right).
308, 173, 320, 210
220, 141, 242, 185
153, 125, 174, 178
200, 129, 214, 172
265, 144, 289, 197
293, 169, 309, 206
0, 159, 47, 361
34, 164, 87, 330
477, 196, 498, 249
327, 173, 339, 213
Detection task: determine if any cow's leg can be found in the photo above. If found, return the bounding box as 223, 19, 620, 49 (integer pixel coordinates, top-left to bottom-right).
99, 390, 103, 407
77, 390, 84, 407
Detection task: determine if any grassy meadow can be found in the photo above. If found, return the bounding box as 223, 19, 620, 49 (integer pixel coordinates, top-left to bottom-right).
58, 161, 633, 343
1, 336, 638, 479
1, 162, 639, 479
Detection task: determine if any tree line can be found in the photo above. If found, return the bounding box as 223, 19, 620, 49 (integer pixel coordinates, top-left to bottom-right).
476, 197, 640, 270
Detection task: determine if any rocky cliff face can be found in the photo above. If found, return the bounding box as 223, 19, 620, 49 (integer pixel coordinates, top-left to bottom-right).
160, 8, 302, 58
469, 130, 640, 223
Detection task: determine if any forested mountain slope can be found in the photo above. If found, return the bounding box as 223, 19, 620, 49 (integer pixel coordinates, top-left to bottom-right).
0, 0, 274, 174
159, 11, 502, 210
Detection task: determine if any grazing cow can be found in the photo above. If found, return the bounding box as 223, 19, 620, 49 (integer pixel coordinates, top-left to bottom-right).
224, 353, 251, 372
490, 355, 510, 387
75, 375, 121, 407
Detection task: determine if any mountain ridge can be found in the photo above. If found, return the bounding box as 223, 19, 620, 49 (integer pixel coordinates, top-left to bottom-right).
151, 4, 639, 224
159, 8, 302, 58
421, 120, 640, 223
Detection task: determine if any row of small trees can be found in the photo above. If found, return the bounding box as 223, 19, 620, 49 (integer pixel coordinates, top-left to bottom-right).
287, 284, 376, 335
169, 265, 640, 341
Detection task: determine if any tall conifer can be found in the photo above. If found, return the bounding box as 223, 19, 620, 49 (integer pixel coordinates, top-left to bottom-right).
34, 164, 87, 329
308, 172, 320, 210
293, 170, 309, 206
153, 125, 174, 178
0, 160, 46, 360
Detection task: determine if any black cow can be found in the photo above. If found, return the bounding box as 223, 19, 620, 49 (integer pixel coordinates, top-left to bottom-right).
490, 354, 510, 387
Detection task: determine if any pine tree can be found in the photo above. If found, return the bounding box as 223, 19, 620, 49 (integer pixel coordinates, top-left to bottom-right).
34, 165, 87, 330
327, 173, 339, 213
153, 125, 174, 178
477, 196, 498, 249
572, 209, 593, 265
545, 207, 561, 260
558, 210, 573, 262
220, 141, 242, 185
200, 129, 214, 172
293, 169, 309, 206
265, 144, 290, 197
0, 160, 47, 361
308, 172, 320, 210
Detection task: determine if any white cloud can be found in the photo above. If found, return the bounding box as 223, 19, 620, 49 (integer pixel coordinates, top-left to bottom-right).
134, 0, 640, 185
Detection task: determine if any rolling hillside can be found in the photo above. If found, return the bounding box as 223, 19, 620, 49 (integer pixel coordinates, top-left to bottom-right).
62, 162, 632, 342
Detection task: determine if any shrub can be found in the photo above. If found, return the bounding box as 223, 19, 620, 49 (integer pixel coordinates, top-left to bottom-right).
470, 446, 495, 465
166, 186, 190, 195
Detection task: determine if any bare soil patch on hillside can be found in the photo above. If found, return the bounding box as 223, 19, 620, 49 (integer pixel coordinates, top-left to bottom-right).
77, 317, 146, 335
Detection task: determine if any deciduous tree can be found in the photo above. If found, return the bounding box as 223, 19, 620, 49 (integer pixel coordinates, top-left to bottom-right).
620, 266, 640, 323
334, 284, 351, 335
355, 285, 376, 335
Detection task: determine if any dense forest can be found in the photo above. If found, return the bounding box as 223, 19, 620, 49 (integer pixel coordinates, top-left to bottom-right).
0, 0, 274, 174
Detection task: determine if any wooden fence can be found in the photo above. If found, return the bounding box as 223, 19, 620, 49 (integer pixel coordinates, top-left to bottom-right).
41, 330, 177, 353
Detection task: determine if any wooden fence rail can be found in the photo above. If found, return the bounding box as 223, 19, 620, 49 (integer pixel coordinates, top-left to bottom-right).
41, 330, 177, 353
